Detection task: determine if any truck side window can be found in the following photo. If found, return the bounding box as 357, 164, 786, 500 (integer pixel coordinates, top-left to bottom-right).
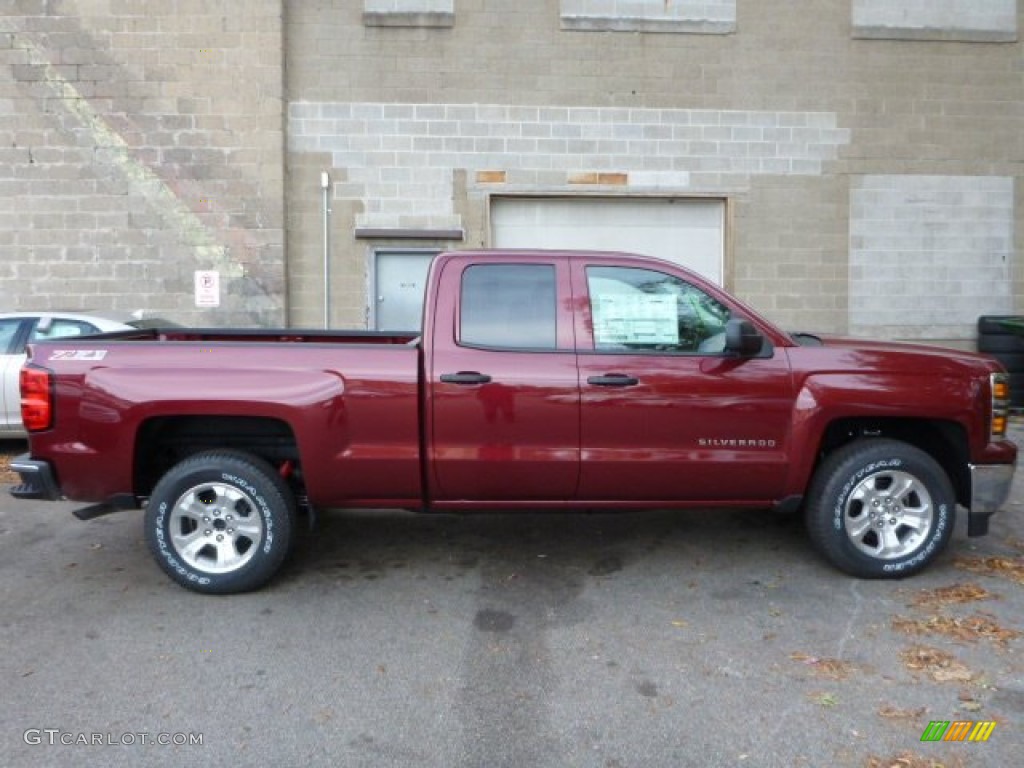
586, 266, 731, 354
460, 264, 557, 350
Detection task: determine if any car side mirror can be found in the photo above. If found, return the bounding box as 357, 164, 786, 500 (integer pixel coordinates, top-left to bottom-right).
724, 318, 764, 356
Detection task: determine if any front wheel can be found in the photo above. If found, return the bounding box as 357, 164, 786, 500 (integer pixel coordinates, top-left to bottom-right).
805, 439, 956, 578
145, 451, 296, 594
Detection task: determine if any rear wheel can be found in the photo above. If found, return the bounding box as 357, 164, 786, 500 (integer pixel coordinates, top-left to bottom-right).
805, 439, 955, 578
145, 451, 296, 594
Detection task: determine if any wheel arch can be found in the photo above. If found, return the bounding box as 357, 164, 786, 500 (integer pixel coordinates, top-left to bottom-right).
134, 415, 301, 499
813, 417, 970, 507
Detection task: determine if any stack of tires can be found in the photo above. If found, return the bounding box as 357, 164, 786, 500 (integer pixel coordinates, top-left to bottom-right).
977, 315, 1024, 408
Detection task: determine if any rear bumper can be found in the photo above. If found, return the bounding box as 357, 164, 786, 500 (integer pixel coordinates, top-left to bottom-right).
8, 454, 63, 501
967, 463, 1015, 536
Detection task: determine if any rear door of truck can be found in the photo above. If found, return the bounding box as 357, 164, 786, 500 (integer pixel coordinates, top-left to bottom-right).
426, 254, 580, 503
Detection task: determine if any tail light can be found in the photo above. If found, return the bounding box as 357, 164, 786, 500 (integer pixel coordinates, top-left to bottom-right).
990, 372, 1009, 440
20, 366, 53, 432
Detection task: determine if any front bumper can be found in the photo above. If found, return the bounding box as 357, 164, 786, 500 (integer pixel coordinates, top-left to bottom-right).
8, 454, 63, 501
967, 463, 1015, 536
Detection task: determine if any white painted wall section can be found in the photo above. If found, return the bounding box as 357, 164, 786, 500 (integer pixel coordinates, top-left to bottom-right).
849, 175, 1014, 340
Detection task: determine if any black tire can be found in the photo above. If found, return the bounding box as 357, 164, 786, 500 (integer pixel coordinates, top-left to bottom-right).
805, 439, 956, 578
145, 450, 296, 594
977, 315, 1023, 336
977, 334, 1024, 354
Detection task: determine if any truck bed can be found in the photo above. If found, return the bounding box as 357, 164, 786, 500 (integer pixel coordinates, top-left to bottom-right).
23, 330, 425, 507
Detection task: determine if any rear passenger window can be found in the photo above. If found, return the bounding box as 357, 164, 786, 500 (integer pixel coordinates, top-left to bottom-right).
460, 264, 557, 350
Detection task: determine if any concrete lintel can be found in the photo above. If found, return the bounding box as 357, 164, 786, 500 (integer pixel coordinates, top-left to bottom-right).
852, 25, 1017, 43
560, 16, 735, 35
363, 12, 455, 28
355, 227, 464, 240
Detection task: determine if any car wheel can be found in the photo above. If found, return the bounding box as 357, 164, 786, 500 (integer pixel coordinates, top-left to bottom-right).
145, 451, 296, 594
805, 439, 955, 578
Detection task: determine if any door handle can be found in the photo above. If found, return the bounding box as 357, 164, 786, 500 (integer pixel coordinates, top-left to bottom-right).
587, 374, 639, 387
440, 371, 492, 385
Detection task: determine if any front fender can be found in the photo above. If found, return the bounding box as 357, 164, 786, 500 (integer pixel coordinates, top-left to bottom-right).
784, 371, 979, 497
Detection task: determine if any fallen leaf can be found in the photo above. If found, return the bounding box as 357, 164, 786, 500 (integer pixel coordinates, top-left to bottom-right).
312, 709, 334, 725
810, 691, 838, 708
899, 645, 974, 683
892, 613, 1020, 646
877, 705, 925, 720
910, 582, 995, 608
866, 752, 966, 768
670, 620, 688, 628
932, 665, 973, 683
789, 652, 856, 679
954, 555, 1024, 585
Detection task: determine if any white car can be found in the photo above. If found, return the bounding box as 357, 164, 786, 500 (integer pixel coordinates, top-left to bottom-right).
0, 311, 160, 438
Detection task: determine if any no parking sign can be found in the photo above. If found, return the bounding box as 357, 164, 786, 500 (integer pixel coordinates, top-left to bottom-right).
194, 270, 220, 308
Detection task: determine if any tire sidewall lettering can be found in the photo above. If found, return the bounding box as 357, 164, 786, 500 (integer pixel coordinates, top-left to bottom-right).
221, 472, 275, 555
882, 502, 949, 573
152, 500, 211, 586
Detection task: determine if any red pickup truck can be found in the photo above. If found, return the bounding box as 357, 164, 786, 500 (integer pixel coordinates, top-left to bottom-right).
10, 250, 1017, 593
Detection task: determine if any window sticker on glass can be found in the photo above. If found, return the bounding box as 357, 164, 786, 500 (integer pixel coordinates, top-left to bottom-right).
592, 293, 679, 346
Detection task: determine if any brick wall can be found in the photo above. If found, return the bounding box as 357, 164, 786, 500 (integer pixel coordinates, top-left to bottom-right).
850, 176, 1014, 339
288, 101, 850, 232
0, 0, 285, 326
286, 0, 1022, 339
3, 1, 1021, 340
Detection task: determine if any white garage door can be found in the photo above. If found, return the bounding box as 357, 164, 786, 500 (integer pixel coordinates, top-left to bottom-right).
491, 197, 725, 285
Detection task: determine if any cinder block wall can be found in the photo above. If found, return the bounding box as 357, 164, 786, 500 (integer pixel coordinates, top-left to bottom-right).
3, 1, 1020, 339
1, 0, 285, 325
286, 0, 1022, 340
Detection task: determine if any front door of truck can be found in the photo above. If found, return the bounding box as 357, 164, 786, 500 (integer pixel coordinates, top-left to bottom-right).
428, 257, 580, 503
572, 261, 793, 503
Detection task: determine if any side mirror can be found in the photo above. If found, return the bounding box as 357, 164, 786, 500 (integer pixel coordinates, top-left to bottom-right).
724, 318, 765, 356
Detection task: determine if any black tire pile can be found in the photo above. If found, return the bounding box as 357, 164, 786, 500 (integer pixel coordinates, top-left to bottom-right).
977, 315, 1024, 408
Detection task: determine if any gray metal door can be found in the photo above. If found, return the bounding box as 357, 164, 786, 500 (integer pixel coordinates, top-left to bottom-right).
373, 250, 436, 331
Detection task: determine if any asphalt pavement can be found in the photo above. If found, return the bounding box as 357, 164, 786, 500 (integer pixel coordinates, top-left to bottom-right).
1, 428, 1022, 768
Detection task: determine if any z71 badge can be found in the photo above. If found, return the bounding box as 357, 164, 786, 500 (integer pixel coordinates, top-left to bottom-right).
49, 350, 108, 361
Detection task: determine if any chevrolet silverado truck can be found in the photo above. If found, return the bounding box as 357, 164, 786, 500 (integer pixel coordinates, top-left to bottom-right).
10, 250, 1017, 593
